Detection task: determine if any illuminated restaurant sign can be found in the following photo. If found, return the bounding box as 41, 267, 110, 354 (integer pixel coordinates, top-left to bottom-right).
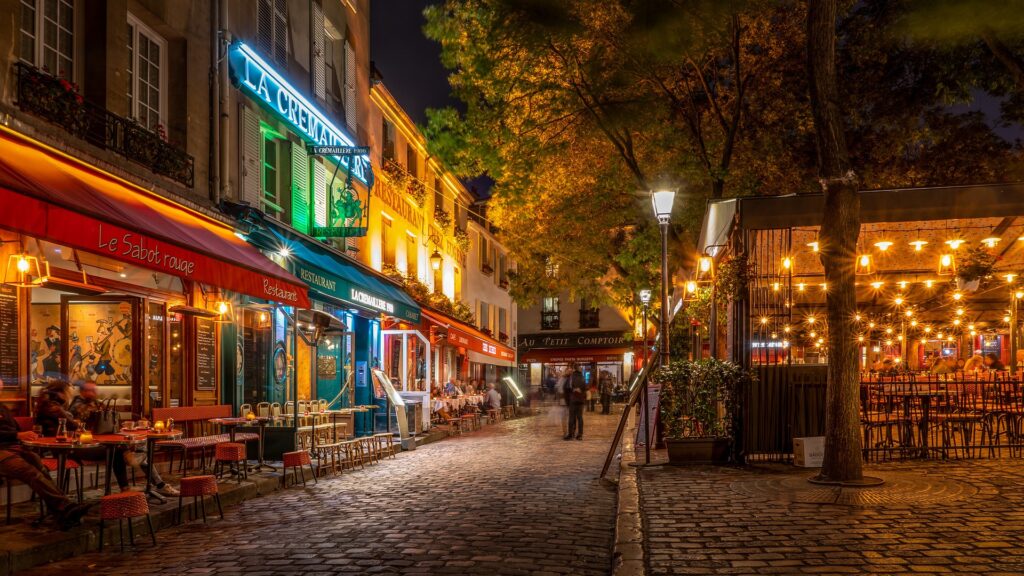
518, 331, 629, 350
228, 42, 370, 185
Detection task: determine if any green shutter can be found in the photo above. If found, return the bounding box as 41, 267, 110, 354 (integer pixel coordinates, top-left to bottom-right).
291, 140, 310, 233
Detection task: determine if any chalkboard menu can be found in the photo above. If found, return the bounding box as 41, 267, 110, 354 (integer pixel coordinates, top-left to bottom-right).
195, 317, 216, 391
0, 285, 17, 387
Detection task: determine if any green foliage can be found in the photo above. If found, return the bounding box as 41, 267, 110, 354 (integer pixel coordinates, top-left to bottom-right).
654, 358, 753, 440
956, 245, 998, 282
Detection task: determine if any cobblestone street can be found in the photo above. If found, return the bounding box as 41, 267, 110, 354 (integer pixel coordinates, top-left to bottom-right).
23, 409, 620, 576
640, 459, 1024, 575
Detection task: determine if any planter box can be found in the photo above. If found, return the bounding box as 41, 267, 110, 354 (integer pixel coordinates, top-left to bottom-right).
793, 436, 824, 467
665, 437, 731, 464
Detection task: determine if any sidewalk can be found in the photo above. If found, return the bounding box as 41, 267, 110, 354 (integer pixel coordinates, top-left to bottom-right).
637, 457, 1024, 574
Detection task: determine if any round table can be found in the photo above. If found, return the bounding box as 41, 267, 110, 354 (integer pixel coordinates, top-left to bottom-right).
21, 437, 101, 502
140, 429, 182, 503
93, 432, 148, 495
209, 417, 275, 472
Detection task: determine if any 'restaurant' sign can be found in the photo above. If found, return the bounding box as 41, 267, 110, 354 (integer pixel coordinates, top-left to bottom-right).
518, 331, 629, 350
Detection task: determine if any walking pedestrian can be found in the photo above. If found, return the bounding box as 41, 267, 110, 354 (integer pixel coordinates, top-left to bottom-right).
599, 376, 612, 414
564, 363, 586, 440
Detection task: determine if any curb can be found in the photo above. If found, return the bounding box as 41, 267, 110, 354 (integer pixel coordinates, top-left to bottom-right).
611, 409, 646, 576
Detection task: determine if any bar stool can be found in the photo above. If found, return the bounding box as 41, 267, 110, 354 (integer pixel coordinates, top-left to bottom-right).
176, 475, 223, 524
99, 491, 156, 552
311, 442, 342, 477
282, 451, 317, 487
213, 443, 247, 483
374, 433, 397, 459
340, 440, 365, 470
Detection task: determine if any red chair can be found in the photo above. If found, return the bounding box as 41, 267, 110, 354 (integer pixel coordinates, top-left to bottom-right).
213, 443, 247, 483
282, 450, 316, 488
176, 475, 223, 524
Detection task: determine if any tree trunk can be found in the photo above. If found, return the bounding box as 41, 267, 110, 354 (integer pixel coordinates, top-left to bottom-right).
807, 0, 863, 483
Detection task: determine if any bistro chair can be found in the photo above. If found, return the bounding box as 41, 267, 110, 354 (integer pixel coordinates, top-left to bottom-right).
98, 491, 156, 552
213, 443, 248, 483
256, 402, 271, 418
282, 450, 317, 487
239, 403, 252, 417
270, 402, 282, 422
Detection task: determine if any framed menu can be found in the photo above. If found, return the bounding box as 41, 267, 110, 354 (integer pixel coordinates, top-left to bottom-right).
195, 317, 216, 391
0, 284, 17, 388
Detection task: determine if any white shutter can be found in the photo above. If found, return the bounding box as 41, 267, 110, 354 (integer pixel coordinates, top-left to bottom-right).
240, 105, 261, 208
273, 0, 288, 66
313, 160, 327, 228
291, 141, 310, 233
257, 0, 273, 60
344, 40, 357, 132
312, 1, 326, 101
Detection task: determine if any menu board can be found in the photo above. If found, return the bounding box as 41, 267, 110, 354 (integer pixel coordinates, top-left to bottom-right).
195, 317, 216, 391
0, 285, 17, 388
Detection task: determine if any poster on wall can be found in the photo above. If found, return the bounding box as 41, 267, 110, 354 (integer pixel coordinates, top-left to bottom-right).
66, 301, 134, 386
196, 317, 217, 391
29, 304, 60, 383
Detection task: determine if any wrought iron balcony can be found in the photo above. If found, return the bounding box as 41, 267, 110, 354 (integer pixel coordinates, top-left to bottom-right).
541, 311, 561, 330
15, 62, 194, 188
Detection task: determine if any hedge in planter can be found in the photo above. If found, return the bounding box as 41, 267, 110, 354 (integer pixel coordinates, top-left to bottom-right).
653, 358, 753, 464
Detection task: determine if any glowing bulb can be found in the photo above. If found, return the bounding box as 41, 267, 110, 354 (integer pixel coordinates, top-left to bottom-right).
806, 316, 816, 325
797, 283, 806, 292
898, 281, 907, 290
770, 332, 777, 339
885, 327, 893, 334
810, 331, 817, 338
910, 240, 928, 251
760, 316, 768, 325
953, 319, 961, 326
885, 339, 893, 346
981, 237, 1000, 248
910, 320, 917, 327
894, 297, 904, 306
855, 314, 862, 321
1017, 290, 1024, 300
857, 335, 864, 342
217, 301, 229, 315
1006, 274, 1018, 284
905, 309, 913, 317
259, 312, 268, 324
947, 335, 955, 342
1005, 315, 1012, 323
953, 291, 963, 301
15, 257, 29, 273
970, 330, 977, 336
925, 280, 934, 288
783, 326, 791, 333
772, 282, 780, 292
686, 281, 698, 293
924, 326, 932, 333
870, 281, 884, 289
279, 247, 291, 258
874, 241, 893, 251
868, 322, 876, 328
941, 254, 953, 267
807, 241, 819, 252
955, 308, 964, 316
937, 332, 944, 339
859, 255, 871, 267
698, 256, 712, 273
820, 282, 828, 291
945, 239, 965, 250
782, 257, 793, 270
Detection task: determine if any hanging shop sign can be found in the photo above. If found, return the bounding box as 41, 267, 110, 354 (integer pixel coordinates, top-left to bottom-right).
518, 331, 630, 350
228, 42, 370, 186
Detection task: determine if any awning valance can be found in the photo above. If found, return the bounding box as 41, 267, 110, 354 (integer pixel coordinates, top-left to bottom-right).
262, 226, 421, 322
422, 309, 515, 363
0, 128, 309, 308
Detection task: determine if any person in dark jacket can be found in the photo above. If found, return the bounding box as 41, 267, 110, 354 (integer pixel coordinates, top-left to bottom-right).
0, 394, 91, 529
34, 380, 80, 437
564, 363, 587, 441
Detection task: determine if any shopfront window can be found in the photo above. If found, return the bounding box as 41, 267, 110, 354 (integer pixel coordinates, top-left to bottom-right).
168, 311, 183, 407
146, 302, 164, 410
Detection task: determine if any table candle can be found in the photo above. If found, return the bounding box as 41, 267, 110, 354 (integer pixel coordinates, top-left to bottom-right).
246, 411, 256, 421
78, 431, 93, 443
154, 420, 165, 432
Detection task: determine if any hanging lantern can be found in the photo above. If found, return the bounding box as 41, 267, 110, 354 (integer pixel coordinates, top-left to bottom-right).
981, 237, 1000, 248
870, 280, 884, 290
257, 310, 271, 329
212, 299, 234, 323
4, 253, 48, 287
924, 279, 934, 288
683, 281, 698, 301
945, 239, 965, 250
696, 256, 714, 281
937, 253, 955, 276
430, 249, 443, 271
855, 254, 873, 275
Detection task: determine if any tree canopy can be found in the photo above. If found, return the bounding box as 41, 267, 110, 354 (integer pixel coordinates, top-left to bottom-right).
423, 0, 1023, 319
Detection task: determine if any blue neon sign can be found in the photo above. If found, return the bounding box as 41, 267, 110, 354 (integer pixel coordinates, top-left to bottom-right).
228, 42, 370, 185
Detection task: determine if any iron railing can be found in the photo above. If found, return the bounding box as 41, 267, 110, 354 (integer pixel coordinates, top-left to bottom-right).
15, 62, 194, 188
541, 311, 560, 330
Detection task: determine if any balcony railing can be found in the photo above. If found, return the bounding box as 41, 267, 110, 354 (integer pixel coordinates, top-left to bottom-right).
541, 311, 560, 330
15, 62, 195, 188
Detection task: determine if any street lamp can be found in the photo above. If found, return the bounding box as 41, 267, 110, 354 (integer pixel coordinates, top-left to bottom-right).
651, 189, 675, 367
638, 288, 652, 465
430, 249, 443, 271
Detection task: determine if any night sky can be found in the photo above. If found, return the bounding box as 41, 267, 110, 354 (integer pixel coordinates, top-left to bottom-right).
370, 1, 454, 126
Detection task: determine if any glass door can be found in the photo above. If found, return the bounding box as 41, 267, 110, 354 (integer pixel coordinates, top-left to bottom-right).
316, 330, 354, 409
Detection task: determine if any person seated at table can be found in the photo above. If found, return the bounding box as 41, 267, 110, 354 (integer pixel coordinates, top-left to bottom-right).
872, 358, 897, 374
930, 357, 958, 375
984, 353, 1006, 372
443, 377, 460, 397
70, 383, 179, 497
0, 393, 91, 529
963, 352, 986, 372
34, 380, 80, 437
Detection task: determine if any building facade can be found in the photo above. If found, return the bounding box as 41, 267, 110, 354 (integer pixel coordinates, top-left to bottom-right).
517, 291, 633, 394
464, 207, 517, 383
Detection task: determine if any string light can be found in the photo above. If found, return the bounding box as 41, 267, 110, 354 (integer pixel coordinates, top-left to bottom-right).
952, 291, 963, 301
870, 281, 884, 289
1006, 273, 1018, 284
806, 316, 816, 325
981, 237, 1000, 248
820, 282, 828, 291
885, 327, 893, 334
868, 321, 876, 328
909, 240, 928, 251
807, 241, 819, 252
955, 308, 964, 316
953, 318, 961, 326
810, 331, 817, 338
894, 296, 904, 306
857, 335, 865, 343
781, 257, 793, 271
925, 280, 934, 288
855, 313, 862, 321
772, 282, 780, 292
797, 283, 806, 292
910, 319, 918, 327
874, 241, 893, 251
784, 325, 791, 333
945, 239, 966, 250
924, 326, 932, 333
760, 316, 768, 325
898, 280, 908, 290
1016, 290, 1024, 299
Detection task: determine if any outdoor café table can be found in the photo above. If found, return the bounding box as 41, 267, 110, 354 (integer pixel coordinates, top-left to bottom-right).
209, 416, 275, 472
141, 429, 182, 504
321, 410, 354, 443
880, 385, 958, 458
93, 432, 148, 495
21, 436, 101, 502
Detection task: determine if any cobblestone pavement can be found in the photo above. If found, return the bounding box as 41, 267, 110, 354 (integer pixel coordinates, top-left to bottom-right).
640, 459, 1024, 575
23, 406, 620, 576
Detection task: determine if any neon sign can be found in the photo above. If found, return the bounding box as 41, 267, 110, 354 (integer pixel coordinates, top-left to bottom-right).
228, 42, 370, 185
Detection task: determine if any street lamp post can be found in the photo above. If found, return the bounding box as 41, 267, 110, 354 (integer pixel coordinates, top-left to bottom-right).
639, 288, 652, 465
651, 190, 676, 367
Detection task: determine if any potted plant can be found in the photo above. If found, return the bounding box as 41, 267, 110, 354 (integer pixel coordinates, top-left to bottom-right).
653, 358, 751, 464
955, 246, 997, 291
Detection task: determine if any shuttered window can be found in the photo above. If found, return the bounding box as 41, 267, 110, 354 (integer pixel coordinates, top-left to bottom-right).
343, 40, 357, 132
291, 140, 310, 233
257, 0, 287, 67
313, 159, 327, 228
311, 0, 325, 101
240, 105, 262, 208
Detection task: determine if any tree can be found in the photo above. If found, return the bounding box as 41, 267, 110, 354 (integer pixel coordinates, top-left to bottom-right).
806, 0, 863, 484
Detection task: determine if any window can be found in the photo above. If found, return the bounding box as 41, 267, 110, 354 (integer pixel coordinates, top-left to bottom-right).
406, 144, 417, 178
498, 253, 508, 287
479, 302, 490, 333
381, 215, 395, 266
498, 307, 507, 339
545, 258, 559, 278
257, 0, 287, 67
433, 175, 443, 212
479, 236, 492, 273
579, 299, 600, 329
260, 132, 284, 219
20, 0, 74, 79
324, 26, 341, 105
403, 235, 417, 275
127, 14, 166, 131
454, 267, 461, 302
382, 119, 396, 161
541, 297, 560, 330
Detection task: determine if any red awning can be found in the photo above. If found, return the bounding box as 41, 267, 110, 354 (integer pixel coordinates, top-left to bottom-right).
0, 128, 309, 308
422, 309, 515, 363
